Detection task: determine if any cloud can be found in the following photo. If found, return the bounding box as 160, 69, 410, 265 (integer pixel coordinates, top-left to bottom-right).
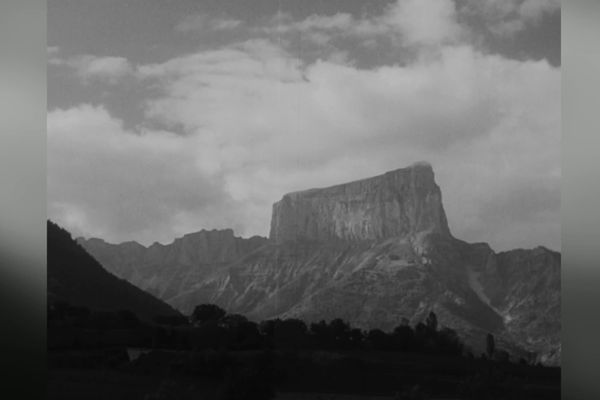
47, 46, 63, 66
520, 0, 561, 20
47, 104, 246, 245
262, 0, 464, 48
47, 46, 60, 56
49, 53, 134, 84
175, 14, 242, 32
461, 0, 560, 37
462, 177, 560, 250
266, 12, 355, 34
261, 0, 558, 46
384, 0, 464, 46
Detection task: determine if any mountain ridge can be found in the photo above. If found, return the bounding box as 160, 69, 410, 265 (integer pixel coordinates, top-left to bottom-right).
78, 228, 267, 249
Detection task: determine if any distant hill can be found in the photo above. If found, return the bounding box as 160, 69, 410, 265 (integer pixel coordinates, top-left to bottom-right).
48, 220, 181, 321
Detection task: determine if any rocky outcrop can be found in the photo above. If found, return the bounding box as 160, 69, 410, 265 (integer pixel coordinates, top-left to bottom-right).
269, 162, 451, 243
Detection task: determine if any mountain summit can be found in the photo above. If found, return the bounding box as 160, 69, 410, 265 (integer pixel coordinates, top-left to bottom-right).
270, 162, 451, 243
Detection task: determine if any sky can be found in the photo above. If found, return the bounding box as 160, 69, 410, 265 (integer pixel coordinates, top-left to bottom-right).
47, 0, 561, 252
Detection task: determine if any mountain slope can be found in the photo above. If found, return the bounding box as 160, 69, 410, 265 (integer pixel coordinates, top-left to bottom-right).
48, 220, 181, 321
78, 229, 268, 303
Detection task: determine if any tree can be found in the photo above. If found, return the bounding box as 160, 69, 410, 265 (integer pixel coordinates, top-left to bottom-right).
494, 350, 510, 363
437, 327, 464, 356
425, 311, 438, 332
273, 319, 308, 349
190, 320, 225, 350
486, 333, 495, 358
258, 319, 277, 346
190, 304, 226, 325
392, 324, 415, 351
310, 320, 332, 349
232, 321, 262, 350
221, 313, 249, 329
367, 329, 392, 351
349, 328, 365, 349
329, 318, 352, 349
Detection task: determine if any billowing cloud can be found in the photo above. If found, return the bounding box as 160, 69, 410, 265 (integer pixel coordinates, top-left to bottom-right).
47, 104, 247, 244
49, 53, 134, 84
385, 0, 463, 46
520, 0, 561, 21
176, 14, 243, 32
461, 0, 560, 37
262, 0, 464, 47
264, 12, 355, 35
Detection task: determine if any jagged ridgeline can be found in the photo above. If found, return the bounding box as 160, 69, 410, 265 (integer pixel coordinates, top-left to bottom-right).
79, 162, 560, 364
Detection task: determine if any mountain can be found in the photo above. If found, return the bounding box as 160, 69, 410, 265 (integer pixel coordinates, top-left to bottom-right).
78, 229, 268, 302
270, 162, 450, 243
48, 220, 181, 321
78, 163, 560, 363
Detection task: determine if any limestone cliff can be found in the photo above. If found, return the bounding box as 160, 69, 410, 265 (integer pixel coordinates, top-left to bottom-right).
269, 162, 451, 243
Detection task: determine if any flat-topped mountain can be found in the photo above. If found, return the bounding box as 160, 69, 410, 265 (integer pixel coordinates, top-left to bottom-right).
79, 163, 560, 364
270, 162, 451, 243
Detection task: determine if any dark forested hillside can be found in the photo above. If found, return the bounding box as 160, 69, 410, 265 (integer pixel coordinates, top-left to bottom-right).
47, 220, 180, 321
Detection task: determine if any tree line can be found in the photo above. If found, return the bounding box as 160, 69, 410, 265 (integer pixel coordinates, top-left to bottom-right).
179, 304, 465, 356
50, 302, 483, 359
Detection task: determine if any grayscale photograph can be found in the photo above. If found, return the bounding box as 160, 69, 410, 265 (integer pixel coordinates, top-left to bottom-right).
47, 1, 561, 399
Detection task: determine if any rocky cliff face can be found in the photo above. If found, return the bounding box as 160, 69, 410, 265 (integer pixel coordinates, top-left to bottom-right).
79, 163, 560, 364
270, 162, 451, 243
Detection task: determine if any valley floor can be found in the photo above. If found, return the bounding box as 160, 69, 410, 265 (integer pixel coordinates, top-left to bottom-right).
48, 348, 560, 400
